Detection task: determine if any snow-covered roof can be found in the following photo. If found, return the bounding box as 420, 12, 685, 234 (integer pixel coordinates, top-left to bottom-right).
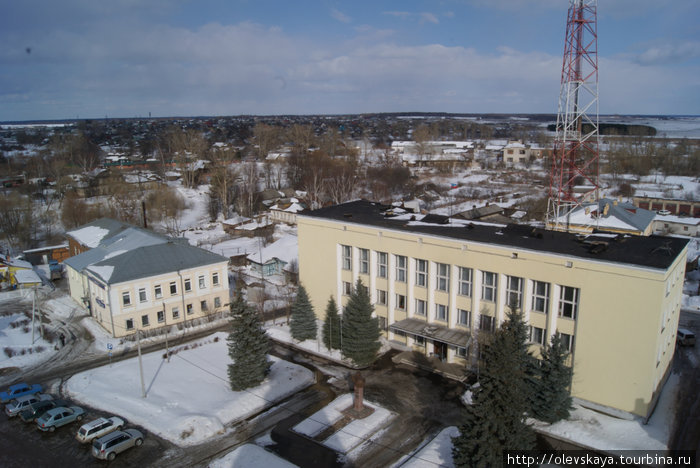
14, 269, 41, 284
246, 233, 298, 265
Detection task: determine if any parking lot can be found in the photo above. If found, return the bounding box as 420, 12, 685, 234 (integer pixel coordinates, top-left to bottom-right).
0, 399, 169, 467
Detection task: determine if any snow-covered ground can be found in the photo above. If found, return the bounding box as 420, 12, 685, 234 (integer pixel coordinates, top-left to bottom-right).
64, 331, 315, 446
0, 310, 55, 370
536, 373, 679, 452
210, 444, 299, 468
396, 426, 459, 468
293, 393, 395, 455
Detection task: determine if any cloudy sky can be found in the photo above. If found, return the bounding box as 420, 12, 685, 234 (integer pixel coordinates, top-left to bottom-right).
1, 0, 698, 121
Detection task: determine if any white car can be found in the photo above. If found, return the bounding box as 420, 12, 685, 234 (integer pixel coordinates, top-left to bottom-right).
76, 416, 125, 443
5, 394, 52, 417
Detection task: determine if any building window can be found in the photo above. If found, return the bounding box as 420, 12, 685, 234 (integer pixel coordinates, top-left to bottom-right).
342, 245, 352, 270
201, 300, 208, 312
395, 255, 407, 282
378, 316, 387, 331
531, 281, 549, 313
457, 347, 467, 357
530, 326, 546, 345
198, 275, 206, 289
125, 319, 134, 330
212, 272, 220, 286
415, 299, 427, 316
214, 297, 221, 308
359, 248, 369, 274
154, 284, 162, 299
479, 315, 495, 332
458, 267, 472, 297
184, 278, 192, 292
122, 292, 131, 306
141, 315, 149, 327
138, 288, 147, 303
435, 304, 448, 322
415, 335, 425, 346
157, 311, 165, 323
396, 294, 406, 311
186, 303, 193, 315
506, 276, 523, 309
342, 281, 352, 296
169, 281, 177, 295
377, 252, 387, 278
559, 332, 574, 352
558, 286, 579, 320
436, 263, 449, 292
172, 307, 180, 320
376, 289, 387, 305
481, 271, 497, 302
416, 259, 427, 287
458, 309, 471, 327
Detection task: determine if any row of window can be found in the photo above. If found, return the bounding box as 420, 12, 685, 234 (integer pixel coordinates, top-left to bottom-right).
121, 272, 221, 307
341, 247, 579, 319
124, 297, 222, 330
345, 284, 577, 321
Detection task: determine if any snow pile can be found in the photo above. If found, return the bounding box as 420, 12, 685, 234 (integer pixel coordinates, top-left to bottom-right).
293, 393, 394, 454
64, 332, 315, 446
535, 373, 680, 451
401, 426, 459, 468
0, 312, 55, 369
210, 444, 298, 468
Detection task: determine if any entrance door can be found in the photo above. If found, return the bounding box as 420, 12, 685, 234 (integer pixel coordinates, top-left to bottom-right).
433, 341, 447, 361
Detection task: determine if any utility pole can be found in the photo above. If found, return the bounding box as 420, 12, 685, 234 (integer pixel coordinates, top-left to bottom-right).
163, 303, 170, 363
137, 329, 146, 398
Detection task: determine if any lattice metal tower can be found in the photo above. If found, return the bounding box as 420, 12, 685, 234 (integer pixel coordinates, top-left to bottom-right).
546, 0, 600, 232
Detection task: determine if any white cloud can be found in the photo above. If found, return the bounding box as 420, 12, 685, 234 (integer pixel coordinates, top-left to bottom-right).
420, 12, 439, 24
631, 41, 700, 66
330, 8, 352, 24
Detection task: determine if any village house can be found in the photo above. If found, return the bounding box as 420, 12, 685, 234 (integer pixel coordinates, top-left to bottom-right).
63, 219, 230, 338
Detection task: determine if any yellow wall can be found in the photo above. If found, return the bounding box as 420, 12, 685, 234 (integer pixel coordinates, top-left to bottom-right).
298, 215, 687, 418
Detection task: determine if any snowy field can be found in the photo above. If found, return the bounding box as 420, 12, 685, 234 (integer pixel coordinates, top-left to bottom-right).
293, 393, 395, 454
0, 310, 54, 370
64, 331, 315, 446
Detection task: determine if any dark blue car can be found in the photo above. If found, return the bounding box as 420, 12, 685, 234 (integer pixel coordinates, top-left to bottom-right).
0, 383, 43, 403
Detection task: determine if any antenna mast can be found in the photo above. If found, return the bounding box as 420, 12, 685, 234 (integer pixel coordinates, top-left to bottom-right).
546, 0, 600, 232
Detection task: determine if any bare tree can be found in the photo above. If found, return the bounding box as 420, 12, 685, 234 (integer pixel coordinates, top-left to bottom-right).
253, 123, 282, 160
237, 161, 260, 217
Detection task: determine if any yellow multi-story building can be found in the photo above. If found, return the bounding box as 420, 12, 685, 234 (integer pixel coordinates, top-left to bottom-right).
298, 200, 688, 419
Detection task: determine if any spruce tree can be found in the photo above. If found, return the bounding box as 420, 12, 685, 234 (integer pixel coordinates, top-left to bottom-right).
322, 295, 341, 350
452, 307, 536, 467
532, 333, 573, 423
341, 279, 381, 367
289, 284, 317, 341
227, 292, 271, 391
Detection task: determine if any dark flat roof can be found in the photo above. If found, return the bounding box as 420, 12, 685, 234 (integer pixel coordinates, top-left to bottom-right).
301, 200, 689, 270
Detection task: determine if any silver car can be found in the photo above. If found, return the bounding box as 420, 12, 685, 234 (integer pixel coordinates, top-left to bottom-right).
5, 394, 52, 417
91, 429, 144, 461
76, 416, 125, 443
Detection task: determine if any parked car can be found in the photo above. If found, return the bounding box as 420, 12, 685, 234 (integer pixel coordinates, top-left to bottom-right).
19, 398, 70, 423
91, 429, 144, 461
0, 383, 43, 403
5, 393, 52, 417
677, 328, 696, 347
76, 416, 125, 444
36, 406, 85, 432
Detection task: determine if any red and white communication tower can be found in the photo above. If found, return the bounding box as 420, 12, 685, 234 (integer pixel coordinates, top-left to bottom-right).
546, 0, 600, 232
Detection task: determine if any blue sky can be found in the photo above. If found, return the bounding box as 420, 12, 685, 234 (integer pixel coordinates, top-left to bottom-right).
1, 0, 698, 121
